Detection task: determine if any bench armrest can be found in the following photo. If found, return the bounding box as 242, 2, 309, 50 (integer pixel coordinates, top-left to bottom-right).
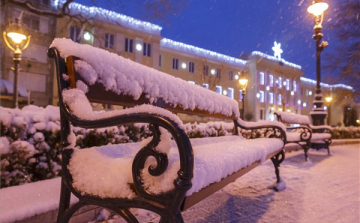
309, 125, 333, 135
287, 126, 312, 141
234, 119, 287, 145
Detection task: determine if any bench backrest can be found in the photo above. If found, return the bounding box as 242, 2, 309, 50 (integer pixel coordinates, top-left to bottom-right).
274, 111, 310, 125
50, 38, 240, 121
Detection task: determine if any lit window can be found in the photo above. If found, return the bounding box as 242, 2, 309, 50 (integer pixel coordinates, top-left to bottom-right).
269, 74, 274, 87
259, 72, 265, 85
172, 58, 179, 70
278, 77, 282, 89
228, 71, 233, 81
69, 26, 80, 43
203, 83, 209, 89
216, 86, 222, 94
293, 80, 297, 92
286, 79, 290, 90
278, 94, 282, 105
297, 100, 301, 105
143, 42, 151, 57
105, 33, 114, 49
125, 38, 133, 52
228, 88, 234, 99
259, 91, 264, 103
189, 62, 195, 73
239, 90, 243, 100
269, 92, 274, 104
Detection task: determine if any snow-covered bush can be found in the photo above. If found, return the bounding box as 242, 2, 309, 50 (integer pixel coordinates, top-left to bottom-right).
332, 126, 360, 139
0, 106, 235, 188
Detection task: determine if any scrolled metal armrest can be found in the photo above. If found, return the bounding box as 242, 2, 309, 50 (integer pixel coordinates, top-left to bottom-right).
234, 119, 287, 145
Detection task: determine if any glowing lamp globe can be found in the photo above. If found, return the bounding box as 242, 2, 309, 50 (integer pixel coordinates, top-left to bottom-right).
307, 1, 329, 16
7, 32, 27, 44
239, 78, 248, 90
325, 96, 332, 103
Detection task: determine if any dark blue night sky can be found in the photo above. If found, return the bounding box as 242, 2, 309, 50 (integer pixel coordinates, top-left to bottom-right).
77, 0, 340, 81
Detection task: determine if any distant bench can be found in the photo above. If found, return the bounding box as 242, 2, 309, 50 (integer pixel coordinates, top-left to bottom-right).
274, 111, 332, 160
49, 38, 287, 223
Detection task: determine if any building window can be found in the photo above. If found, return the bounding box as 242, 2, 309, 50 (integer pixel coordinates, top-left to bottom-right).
143, 42, 151, 57
228, 71, 233, 81
269, 74, 274, 87
269, 92, 274, 104
69, 26, 80, 43
260, 109, 264, 120
293, 80, 297, 92
159, 55, 162, 67
216, 68, 221, 78
286, 79, 290, 90
228, 88, 234, 99
203, 83, 209, 89
189, 62, 195, 73
172, 58, 179, 70
259, 91, 264, 103
22, 14, 40, 31
216, 85, 222, 94
125, 38, 133, 52
105, 33, 114, 49
278, 77, 282, 89
259, 72, 265, 85
278, 94, 282, 105
239, 90, 243, 101
203, 65, 209, 76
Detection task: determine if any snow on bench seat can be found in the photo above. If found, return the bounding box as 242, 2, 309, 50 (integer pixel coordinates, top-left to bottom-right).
50, 38, 240, 118
69, 135, 283, 199
311, 133, 332, 141
275, 111, 310, 125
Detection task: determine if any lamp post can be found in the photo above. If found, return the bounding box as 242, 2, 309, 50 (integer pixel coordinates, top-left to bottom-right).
3, 18, 31, 108
307, 0, 329, 126
239, 77, 248, 120
325, 96, 332, 125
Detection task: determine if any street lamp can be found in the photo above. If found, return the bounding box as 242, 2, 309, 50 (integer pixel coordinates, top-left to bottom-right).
325, 96, 332, 125
239, 77, 248, 120
3, 18, 31, 108
307, 0, 329, 126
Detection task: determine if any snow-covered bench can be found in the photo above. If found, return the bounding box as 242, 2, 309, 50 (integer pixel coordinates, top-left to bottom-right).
274, 111, 332, 159
48, 38, 286, 223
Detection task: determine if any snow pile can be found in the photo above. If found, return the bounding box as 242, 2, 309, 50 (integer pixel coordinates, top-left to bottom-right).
69, 135, 283, 198
274, 111, 310, 125
184, 121, 235, 138
50, 38, 240, 118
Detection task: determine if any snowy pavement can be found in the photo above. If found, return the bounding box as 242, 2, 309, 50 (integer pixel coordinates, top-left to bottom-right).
99, 143, 360, 223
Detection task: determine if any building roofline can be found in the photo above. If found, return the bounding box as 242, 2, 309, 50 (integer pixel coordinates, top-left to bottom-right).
300, 77, 353, 91
250, 51, 302, 70
160, 38, 247, 67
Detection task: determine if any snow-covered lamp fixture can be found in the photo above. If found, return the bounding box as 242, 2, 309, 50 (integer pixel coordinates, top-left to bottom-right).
181, 63, 187, 69
83, 31, 91, 41
308, 0, 329, 126
3, 18, 30, 108
297, 100, 301, 105
136, 43, 142, 51
291, 91, 294, 96
235, 74, 239, 80
211, 69, 216, 75
223, 90, 227, 95
303, 102, 307, 107
309, 91, 313, 96
256, 93, 260, 98
307, 0, 329, 17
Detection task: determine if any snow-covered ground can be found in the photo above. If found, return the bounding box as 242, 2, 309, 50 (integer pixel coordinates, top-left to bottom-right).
95, 144, 360, 223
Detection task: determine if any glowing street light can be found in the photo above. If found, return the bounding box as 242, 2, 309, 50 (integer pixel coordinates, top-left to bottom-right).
308, 0, 329, 126
3, 18, 30, 108
239, 77, 249, 120
325, 96, 333, 125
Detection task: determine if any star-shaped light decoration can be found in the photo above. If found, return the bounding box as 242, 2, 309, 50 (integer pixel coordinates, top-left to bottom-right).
272, 41, 283, 59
